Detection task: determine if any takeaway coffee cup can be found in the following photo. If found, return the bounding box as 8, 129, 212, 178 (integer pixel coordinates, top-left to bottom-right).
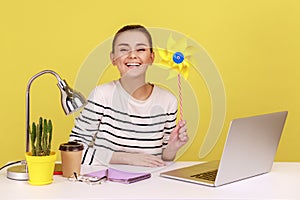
59, 141, 84, 177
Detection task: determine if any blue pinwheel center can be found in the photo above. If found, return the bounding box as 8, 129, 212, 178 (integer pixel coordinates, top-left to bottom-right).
172, 52, 184, 64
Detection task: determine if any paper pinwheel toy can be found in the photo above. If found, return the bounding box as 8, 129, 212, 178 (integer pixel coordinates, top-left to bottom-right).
157, 34, 195, 120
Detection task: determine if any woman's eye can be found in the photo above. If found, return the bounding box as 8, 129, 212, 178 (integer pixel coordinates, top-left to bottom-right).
137, 48, 146, 52
120, 49, 129, 52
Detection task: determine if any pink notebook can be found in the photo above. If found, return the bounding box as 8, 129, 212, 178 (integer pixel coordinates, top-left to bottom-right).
84, 168, 151, 184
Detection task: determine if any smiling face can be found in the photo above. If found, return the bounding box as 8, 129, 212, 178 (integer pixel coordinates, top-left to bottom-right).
110, 30, 155, 77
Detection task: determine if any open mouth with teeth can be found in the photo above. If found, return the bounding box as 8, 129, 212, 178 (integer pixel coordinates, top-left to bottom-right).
126, 63, 141, 68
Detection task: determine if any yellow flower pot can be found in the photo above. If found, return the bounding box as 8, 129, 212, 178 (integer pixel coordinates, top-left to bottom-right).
25, 151, 57, 186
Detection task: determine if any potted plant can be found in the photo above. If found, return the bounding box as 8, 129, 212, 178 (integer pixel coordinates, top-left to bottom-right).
25, 117, 57, 185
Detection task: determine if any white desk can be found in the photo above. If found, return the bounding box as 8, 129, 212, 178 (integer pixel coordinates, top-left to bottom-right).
1, 162, 300, 199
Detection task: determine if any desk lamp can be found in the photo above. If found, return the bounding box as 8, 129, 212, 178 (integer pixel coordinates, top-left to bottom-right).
7, 70, 87, 181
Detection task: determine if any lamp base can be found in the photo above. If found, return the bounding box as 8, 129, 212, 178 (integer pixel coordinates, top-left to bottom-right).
7, 164, 28, 181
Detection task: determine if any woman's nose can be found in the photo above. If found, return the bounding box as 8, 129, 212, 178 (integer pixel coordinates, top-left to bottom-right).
128, 50, 137, 58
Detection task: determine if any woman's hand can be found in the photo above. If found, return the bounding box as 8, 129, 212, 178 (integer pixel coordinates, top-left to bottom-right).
169, 120, 188, 149
162, 120, 189, 161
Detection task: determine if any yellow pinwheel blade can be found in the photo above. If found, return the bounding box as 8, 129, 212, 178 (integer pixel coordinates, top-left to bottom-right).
171, 37, 187, 53
167, 34, 176, 51
184, 46, 197, 57
167, 69, 179, 80
181, 64, 190, 80
157, 48, 172, 62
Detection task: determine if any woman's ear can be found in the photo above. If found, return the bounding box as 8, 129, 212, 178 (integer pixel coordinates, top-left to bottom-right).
150, 51, 155, 64
110, 52, 115, 65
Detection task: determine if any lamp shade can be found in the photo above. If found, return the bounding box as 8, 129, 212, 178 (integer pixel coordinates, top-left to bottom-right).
57, 79, 87, 115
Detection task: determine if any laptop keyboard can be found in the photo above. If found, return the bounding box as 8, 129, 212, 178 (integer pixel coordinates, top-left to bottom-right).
190, 170, 218, 181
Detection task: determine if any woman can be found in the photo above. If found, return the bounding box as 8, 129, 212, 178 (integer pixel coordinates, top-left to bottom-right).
70, 25, 188, 167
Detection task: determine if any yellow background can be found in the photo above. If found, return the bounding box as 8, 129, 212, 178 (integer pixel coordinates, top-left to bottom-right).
0, 0, 299, 166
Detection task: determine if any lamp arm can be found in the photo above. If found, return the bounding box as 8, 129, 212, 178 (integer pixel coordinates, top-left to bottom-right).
26, 70, 62, 92
25, 70, 63, 152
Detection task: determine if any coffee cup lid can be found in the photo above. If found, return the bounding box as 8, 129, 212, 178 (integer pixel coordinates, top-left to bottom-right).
59, 141, 84, 151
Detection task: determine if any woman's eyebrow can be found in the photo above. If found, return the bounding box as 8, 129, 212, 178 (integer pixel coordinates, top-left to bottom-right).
117, 43, 130, 47
136, 43, 148, 47
117, 43, 148, 47
116, 43, 149, 50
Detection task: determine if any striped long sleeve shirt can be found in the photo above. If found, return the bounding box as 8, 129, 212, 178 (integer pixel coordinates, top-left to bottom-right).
69, 80, 178, 165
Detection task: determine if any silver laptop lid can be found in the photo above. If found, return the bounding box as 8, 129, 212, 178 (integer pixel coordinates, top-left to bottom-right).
215, 111, 288, 186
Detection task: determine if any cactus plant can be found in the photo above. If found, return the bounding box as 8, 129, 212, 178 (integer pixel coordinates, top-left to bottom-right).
30, 117, 53, 156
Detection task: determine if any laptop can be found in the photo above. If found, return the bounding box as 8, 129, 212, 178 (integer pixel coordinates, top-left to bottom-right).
160, 111, 288, 187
